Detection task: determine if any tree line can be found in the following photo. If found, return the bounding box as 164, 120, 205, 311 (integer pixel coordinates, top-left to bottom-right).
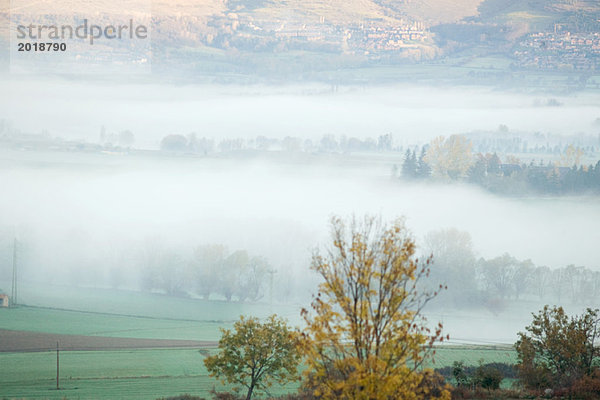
137, 229, 599, 311
423, 229, 600, 312
159, 133, 395, 154
398, 135, 600, 195
140, 244, 271, 302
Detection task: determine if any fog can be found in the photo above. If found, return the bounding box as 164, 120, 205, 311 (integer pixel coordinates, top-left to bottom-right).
1, 149, 598, 275
2, 77, 600, 148
1, 79, 600, 345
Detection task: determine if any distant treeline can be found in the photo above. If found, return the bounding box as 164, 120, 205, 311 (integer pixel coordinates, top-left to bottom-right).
422, 229, 600, 313
140, 244, 271, 302
137, 230, 600, 311
397, 136, 600, 195
455, 256, 599, 312
159, 131, 599, 161
159, 132, 396, 154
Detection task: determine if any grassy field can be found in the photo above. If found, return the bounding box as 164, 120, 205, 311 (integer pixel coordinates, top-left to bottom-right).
0, 345, 516, 399
0, 307, 223, 341
0, 284, 518, 399
6, 282, 299, 320
0, 348, 227, 400
431, 345, 517, 368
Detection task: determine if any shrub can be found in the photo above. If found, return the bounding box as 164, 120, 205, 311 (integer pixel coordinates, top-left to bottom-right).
515, 306, 600, 391
473, 364, 503, 390
209, 391, 241, 400
416, 370, 452, 398
436, 362, 516, 383
452, 361, 470, 387
571, 370, 600, 400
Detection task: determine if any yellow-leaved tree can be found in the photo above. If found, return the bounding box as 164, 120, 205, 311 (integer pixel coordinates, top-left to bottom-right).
558, 144, 585, 168
424, 135, 473, 180
300, 215, 450, 400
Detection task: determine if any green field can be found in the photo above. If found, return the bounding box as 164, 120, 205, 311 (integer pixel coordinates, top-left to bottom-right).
0, 344, 516, 400
0, 348, 235, 400
0, 284, 518, 399
0, 306, 223, 340
1, 282, 302, 325
430, 345, 516, 368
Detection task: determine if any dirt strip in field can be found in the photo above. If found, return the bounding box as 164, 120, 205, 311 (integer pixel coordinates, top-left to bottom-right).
0, 329, 217, 352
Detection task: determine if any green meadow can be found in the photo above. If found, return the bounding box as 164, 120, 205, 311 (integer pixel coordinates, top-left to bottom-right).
0, 342, 516, 400
0, 283, 517, 399
0, 306, 224, 341
0, 348, 226, 400
3, 281, 302, 324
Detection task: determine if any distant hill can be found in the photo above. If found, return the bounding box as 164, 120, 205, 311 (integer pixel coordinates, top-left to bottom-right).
477, 0, 600, 30
147, 0, 485, 25
375, 0, 483, 24
6, 0, 596, 49
2, 0, 599, 82
2, 0, 485, 39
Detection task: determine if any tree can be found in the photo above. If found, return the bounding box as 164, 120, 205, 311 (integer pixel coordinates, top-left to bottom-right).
377, 133, 392, 152
549, 267, 567, 302
423, 228, 476, 307
564, 264, 587, 304
452, 361, 470, 387
558, 144, 584, 168
424, 135, 473, 180
154, 251, 189, 296
320, 134, 338, 152
515, 306, 600, 391
401, 149, 418, 179
512, 259, 534, 300
160, 134, 188, 152
478, 253, 520, 300
416, 146, 431, 179
301, 215, 450, 400
187, 134, 214, 155
531, 266, 551, 301
487, 153, 501, 175
118, 130, 135, 147
467, 154, 488, 185
237, 256, 269, 302
204, 315, 302, 400
473, 363, 503, 391
282, 136, 302, 152
140, 241, 190, 296
219, 250, 249, 301
192, 244, 226, 300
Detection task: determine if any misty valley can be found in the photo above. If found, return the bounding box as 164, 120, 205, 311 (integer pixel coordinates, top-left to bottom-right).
0, 81, 599, 399
3, 0, 600, 396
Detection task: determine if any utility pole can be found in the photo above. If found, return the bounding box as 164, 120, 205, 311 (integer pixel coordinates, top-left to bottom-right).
56, 341, 60, 390
267, 269, 277, 312
11, 238, 17, 307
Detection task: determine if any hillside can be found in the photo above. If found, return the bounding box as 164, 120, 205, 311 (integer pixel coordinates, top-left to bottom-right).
375, 0, 483, 25
2, 0, 600, 83
2, 0, 483, 41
